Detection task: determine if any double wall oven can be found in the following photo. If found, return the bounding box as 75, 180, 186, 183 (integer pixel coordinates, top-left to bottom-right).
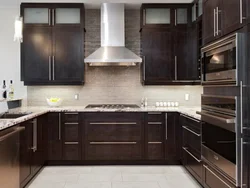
200, 31, 248, 188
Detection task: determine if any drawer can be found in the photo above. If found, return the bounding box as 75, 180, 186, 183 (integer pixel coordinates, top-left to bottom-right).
203, 163, 236, 188
86, 122, 141, 141
180, 114, 201, 133
64, 123, 79, 142
62, 112, 79, 122
147, 123, 164, 142
147, 112, 164, 122
86, 142, 142, 160
63, 143, 81, 160
147, 143, 165, 160
182, 126, 201, 155
183, 147, 202, 179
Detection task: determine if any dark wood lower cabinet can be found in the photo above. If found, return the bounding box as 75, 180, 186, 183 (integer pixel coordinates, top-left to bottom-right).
84, 113, 144, 161
20, 115, 47, 188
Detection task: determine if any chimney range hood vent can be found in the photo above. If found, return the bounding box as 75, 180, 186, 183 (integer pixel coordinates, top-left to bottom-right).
84, 3, 142, 66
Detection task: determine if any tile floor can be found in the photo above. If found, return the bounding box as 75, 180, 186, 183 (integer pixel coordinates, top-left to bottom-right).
26, 165, 202, 188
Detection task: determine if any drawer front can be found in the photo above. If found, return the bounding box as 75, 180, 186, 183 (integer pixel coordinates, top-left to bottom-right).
180, 114, 201, 133
63, 143, 81, 160
183, 147, 202, 179
64, 123, 79, 141
86, 122, 141, 141
183, 126, 201, 155
86, 142, 142, 160
203, 163, 236, 188
147, 123, 164, 142
62, 112, 79, 122
147, 143, 165, 160
147, 112, 164, 122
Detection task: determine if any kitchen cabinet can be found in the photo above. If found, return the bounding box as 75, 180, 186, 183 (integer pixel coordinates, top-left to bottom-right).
141, 4, 200, 85
141, 28, 174, 84
20, 115, 47, 188
180, 114, 202, 185
203, 0, 246, 45
21, 3, 85, 85
145, 112, 165, 160
84, 113, 144, 161
165, 113, 180, 161
242, 137, 250, 188
48, 112, 81, 161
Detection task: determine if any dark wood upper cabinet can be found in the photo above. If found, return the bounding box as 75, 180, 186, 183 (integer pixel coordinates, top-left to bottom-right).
141, 28, 174, 83
21, 3, 85, 85
53, 27, 84, 83
21, 27, 52, 83
203, 0, 247, 45
141, 4, 200, 85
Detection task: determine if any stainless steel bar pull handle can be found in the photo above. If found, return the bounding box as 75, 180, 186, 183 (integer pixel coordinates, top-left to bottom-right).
182, 126, 201, 137
196, 111, 235, 124
59, 113, 61, 140
214, 8, 216, 36
175, 9, 177, 26
183, 147, 201, 162
216, 7, 221, 35
240, 0, 246, 24
165, 113, 168, 140
175, 56, 177, 80
32, 119, 37, 152
143, 56, 146, 81
52, 56, 55, 80
49, 56, 51, 81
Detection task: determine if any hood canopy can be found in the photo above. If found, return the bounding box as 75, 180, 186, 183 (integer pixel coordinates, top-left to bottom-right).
84, 3, 142, 66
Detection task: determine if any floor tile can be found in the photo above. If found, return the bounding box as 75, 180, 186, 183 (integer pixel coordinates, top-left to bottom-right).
65, 182, 112, 188
112, 181, 160, 188
78, 173, 122, 182
27, 182, 66, 188
122, 174, 166, 182
121, 166, 166, 174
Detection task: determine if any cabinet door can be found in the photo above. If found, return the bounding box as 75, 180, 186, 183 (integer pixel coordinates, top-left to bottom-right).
22, 7, 51, 26
166, 113, 180, 160
146, 113, 165, 160
142, 29, 174, 83
53, 27, 84, 83
20, 122, 33, 184
22, 27, 52, 83
174, 27, 199, 81
48, 113, 62, 160
203, 0, 220, 45
221, 0, 245, 35
142, 8, 171, 28
32, 116, 47, 175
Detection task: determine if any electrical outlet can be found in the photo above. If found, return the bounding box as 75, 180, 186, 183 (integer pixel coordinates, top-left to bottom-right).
74, 94, 79, 100
185, 94, 189, 101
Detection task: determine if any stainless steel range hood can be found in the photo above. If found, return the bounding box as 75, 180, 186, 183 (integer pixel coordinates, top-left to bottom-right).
84, 3, 142, 66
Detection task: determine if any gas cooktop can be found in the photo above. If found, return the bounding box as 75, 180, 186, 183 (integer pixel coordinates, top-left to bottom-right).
85, 104, 140, 109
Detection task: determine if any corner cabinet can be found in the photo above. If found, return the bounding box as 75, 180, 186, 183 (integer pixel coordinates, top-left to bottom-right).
21, 3, 85, 85
203, 0, 247, 45
140, 4, 200, 85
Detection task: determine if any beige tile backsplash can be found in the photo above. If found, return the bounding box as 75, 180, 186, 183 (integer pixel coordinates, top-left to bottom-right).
27, 9, 202, 107
27, 66, 202, 107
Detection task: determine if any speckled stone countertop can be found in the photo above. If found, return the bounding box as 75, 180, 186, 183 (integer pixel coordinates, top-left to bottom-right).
0, 106, 201, 131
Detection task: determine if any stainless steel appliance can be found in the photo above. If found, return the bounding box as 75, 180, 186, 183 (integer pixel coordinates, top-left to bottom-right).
201, 33, 244, 85
0, 126, 25, 188
85, 104, 140, 110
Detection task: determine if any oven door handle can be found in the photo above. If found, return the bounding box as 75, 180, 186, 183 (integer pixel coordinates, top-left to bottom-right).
197, 111, 235, 124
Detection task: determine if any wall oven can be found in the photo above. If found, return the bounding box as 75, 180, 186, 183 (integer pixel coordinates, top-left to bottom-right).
198, 93, 238, 186
201, 33, 243, 85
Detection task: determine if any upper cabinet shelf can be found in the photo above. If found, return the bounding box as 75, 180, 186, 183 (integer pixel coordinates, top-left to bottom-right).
141, 4, 191, 29
21, 3, 84, 27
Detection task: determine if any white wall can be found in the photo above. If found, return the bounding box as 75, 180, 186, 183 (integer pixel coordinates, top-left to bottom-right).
0, 6, 27, 113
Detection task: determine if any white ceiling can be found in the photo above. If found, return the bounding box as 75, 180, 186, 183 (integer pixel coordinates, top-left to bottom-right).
2, 0, 193, 9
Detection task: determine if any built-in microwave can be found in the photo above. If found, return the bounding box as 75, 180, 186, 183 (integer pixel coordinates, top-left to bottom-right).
201, 34, 240, 85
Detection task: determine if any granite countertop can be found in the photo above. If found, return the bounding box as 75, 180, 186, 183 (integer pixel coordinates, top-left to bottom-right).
0, 106, 201, 131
